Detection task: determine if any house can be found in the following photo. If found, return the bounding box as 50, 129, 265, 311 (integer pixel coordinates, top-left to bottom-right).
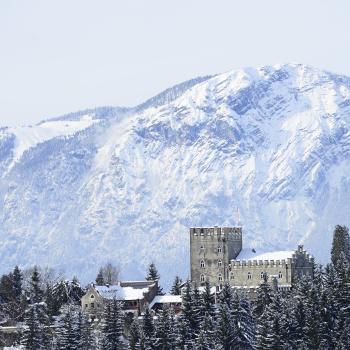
81, 280, 158, 320
148, 295, 182, 314
190, 226, 314, 291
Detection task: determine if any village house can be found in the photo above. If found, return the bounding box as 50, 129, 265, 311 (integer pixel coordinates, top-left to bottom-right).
81, 280, 158, 320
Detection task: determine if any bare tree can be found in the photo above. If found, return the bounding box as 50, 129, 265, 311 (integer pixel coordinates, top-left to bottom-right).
97, 262, 120, 285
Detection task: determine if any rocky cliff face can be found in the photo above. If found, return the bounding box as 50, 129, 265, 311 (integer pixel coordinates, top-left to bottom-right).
1, 63, 350, 284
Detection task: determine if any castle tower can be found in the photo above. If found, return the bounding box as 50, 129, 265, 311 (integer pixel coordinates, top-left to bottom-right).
190, 226, 242, 286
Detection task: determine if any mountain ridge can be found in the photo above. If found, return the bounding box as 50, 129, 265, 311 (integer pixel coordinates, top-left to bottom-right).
1, 63, 350, 286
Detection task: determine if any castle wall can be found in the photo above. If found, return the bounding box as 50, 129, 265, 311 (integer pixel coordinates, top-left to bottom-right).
229, 259, 291, 287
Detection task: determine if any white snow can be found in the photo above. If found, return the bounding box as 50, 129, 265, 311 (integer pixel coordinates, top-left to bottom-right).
236, 249, 295, 261
95, 283, 154, 301
148, 295, 182, 309
1, 63, 350, 285
7, 115, 98, 169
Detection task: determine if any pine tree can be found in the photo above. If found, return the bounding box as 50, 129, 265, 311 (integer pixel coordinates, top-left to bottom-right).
170, 276, 182, 295
253, 273, 272, 317
129, 319, 140, 350
220, 283, 233, 309
100, 298, 124, 350
146, 263, 163, 295
331, 225, 350, 266
181, 281, 196, 339
30, 266, 43, 304
142, 307, 154, 342
96, 268, 105, 286
216, 304, 236, 350
231, 292, 255, 349
45, 283, 55, 320
21, 305, 42, 350
174, 315, 193, 350
201, 280, 214, 316
12, 265, 22, 302
79, 311, 94, 349
153, 309, 174, 350
57, 307, 78, 350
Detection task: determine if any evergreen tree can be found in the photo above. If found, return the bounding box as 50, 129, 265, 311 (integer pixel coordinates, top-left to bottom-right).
231, 292, 256, 349
146, 263, 163, 295
142, 307, 154, 342
129, 319, 140, 350
57, 307, 78, 350
170, 276, 182, 295
45, 283, 55, 320
30, 266, 43, 304
253, 273, 272, 317
220, 283, 233, 309
100, 298, 124, 350
12, 265, 22, 302
21, 305, 42, 350
78, 311, 94, 350
174, 314, 193, 350
201, 280, 214, 316
96, 268, 105, 286
216, 304, 236, 350
331, 225, 350, 266
153, 309, 174, 350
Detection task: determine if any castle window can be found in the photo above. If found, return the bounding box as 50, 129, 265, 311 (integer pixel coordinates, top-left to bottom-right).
85, 304, 88, 308
230, 272, 234, 280
260, 272, 265, 279
200, 260, 205, 268
90, 294, 95, 299
279, 271, 283, 279
218, 260, 222, 268
247, 272, 252, 280
200, 274, 205, 282
217, 246, 222, 253
90, 302, 95, 308
218, 274, 223, 282
200, 245, 205, 251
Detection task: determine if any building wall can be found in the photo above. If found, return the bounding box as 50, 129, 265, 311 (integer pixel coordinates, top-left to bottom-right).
190, 226, 242, 286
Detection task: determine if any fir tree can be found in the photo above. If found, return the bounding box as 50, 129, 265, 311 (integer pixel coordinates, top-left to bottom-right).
170, 276, 182, 295
153, 309, 174, 350
96, 268, 105, 286
216, 304, 236, 350
30, 266, 43, 304
21, 305, 42, 350
253, 273, 272, 317
129, 319, 140, 350
201, 280, 215, 316
146, 263, 163, 295
331, 225, 350, 266
12, 265, 22, 302
220, 283, 233, 309
79, 311, 94, 350
57, 307, 78, 350
100, 298, 124, 350
142, 307, 154, 342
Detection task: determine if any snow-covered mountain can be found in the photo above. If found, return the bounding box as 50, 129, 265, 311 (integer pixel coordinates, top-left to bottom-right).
1, 63, 350, 285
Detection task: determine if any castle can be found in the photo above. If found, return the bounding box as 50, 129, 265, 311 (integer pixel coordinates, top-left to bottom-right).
190, 226, 314, 291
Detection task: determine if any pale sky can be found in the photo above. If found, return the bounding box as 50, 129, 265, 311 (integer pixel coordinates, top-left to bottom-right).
1, 0, 350, 126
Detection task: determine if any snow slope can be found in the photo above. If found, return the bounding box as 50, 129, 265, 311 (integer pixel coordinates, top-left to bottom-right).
1, 63, 350, 286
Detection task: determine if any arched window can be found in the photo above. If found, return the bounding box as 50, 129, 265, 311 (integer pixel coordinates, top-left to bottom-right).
90, 294, 95, 299
230, 272, 234, 280
200, 274, 205, 282
247, 272, 252, 280
279, 271, 283, 279
218, 260, 222, 268
200, 245, 205, 251
217, 246, 222, 253
218, 274, 223, 282
260, 272, 265, 279
200, 260, 205, 268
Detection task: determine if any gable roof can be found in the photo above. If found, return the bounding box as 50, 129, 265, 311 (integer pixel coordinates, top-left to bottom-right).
93, 281, 156, 301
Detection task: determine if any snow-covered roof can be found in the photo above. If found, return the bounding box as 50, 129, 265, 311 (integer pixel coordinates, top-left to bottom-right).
148, 295, 182, 309
95, 282, 154, 301
197, 286, 217, 295
236, 248, 294, 261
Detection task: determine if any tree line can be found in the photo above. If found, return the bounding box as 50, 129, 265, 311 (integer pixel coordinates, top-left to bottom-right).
0, 225, 349, 349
